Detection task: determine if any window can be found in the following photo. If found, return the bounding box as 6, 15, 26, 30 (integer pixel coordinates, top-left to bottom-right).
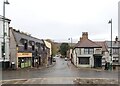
84, 48, 94, 54
113, 48, 118, 54
89, 48, 94, 54
32, 45, 35, 51
79, 57, 90, 64
1, 43, 5, 57
32, 42, 35, 51
76, 48, 81, 55
78, 48, 81, 55
84, 48, 89, 54
43, 46, 45, 51
38, 45, 41, 51
24, 41, 28, 50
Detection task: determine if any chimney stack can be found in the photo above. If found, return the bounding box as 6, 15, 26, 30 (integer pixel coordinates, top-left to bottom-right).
82, 32, 88, 39
115, 36, 118, 42
80, 37, 82, 41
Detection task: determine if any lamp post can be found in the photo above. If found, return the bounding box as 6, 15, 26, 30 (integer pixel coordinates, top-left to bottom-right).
68, 38, 72, 47
68, 38, 73, 63
3, 0, 10, 69
108, 19, 112, 70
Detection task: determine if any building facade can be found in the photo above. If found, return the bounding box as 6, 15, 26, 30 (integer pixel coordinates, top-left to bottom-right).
105, 37, 120, 67
72, 32, 104, 68
9, 28, 48, 69
44, 40, 52, 66
0, 15, 11, 69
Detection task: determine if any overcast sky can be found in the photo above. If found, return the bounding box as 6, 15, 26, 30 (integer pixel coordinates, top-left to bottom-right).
0, 0, 119, 43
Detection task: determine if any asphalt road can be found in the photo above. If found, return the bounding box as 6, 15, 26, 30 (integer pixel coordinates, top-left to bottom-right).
2, 57, 118, 80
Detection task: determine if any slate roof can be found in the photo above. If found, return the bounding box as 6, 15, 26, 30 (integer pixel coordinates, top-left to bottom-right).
74, 38, 102, 48
95, 41, 108, 52
11, 28, 44, 45
105, 41, 120, 48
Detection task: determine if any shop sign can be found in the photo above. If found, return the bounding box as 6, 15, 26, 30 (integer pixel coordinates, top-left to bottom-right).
17, 53, 32, 57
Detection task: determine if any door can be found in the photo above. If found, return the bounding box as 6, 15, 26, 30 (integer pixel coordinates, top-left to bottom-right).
38, 56, 41, 65
94, 56, 102, 68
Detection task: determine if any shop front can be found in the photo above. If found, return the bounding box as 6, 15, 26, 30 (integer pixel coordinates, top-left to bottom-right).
17, 53, 32, 68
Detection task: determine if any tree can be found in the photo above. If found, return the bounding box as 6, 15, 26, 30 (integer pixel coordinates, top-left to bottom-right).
60, 43, 70, 57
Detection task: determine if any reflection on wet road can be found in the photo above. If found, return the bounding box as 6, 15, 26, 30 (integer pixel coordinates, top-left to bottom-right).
2, 57, 118, 80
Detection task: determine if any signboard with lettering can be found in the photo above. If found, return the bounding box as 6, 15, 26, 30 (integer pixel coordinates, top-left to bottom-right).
17, 53, 32, 57
94, 48, 102, 54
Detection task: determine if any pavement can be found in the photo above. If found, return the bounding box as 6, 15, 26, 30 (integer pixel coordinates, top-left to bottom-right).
1, 57, 119, 84
3, 62, 56, 71
2, 77, 118, 84
67, 61, 119, 72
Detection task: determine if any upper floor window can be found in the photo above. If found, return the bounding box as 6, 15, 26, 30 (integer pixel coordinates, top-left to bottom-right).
24, 41, 28, 50
31, 42, 35, 51
43, 46, 45, 51
113, 48, 118, 54
84, 48, 94, 54
32, 45, 35, 51
76, 48, 81, 55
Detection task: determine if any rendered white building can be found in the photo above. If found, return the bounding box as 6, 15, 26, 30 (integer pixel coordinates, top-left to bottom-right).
0, 15, 11, 69
72, 32, 110, 68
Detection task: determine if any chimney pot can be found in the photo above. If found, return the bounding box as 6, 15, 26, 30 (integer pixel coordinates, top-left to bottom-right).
115, 36, 118, 42
82, 32, 88, 39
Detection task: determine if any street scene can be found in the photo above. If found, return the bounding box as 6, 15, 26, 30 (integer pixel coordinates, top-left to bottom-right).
2, 57, 118, 84
0, 0, 120, 85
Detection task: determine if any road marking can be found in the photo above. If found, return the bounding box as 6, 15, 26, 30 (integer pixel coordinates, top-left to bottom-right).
2, 77, 118, 84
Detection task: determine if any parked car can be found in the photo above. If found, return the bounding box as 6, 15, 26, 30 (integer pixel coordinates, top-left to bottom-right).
65, 58, 67, 61
53, 58, 56, 62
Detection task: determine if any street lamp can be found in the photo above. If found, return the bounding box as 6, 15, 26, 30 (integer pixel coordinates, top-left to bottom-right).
3, 0, 10, 69
108, 19, 112, 70
68, 38, 72, 47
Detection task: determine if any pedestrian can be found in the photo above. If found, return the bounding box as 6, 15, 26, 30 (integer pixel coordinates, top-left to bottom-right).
104, 61, 107, 70
36, 62, 39, 68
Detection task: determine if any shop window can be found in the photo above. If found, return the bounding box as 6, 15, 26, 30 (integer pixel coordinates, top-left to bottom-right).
79, 57, 89, 64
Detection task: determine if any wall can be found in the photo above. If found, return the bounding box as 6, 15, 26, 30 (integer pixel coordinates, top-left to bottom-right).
118, 1, 120, 41
5, 21, 10, 62
0, 17, 10, 63
0, 19, 2, 61
9, 28, 17, 68
44, 40, 52, 56
44, 40, 52, 66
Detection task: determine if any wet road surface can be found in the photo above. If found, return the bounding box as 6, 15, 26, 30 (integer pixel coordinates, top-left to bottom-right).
2, 57, 118, 80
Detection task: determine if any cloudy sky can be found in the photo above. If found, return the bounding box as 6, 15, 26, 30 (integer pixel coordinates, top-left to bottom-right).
0, 0, 119, 42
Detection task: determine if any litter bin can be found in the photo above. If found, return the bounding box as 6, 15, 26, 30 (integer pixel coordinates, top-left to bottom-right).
11, 62, 15, 70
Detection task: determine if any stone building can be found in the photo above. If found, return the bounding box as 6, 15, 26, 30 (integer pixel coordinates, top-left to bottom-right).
9, 27, 48, 69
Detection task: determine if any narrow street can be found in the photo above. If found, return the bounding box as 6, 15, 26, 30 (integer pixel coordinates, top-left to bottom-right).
2, 57, 118, 84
